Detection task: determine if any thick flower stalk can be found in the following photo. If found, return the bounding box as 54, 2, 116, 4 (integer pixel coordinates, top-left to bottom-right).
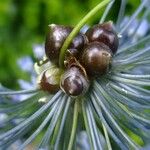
0, 0, 150, 150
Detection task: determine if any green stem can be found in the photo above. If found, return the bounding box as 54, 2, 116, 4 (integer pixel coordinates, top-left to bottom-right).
82, 101, 94, 150
51, 117, 61, 146
67, 99, 79, 150
102, 123, 112, 150
0, 89, 39, 95
59, 0, 110, 67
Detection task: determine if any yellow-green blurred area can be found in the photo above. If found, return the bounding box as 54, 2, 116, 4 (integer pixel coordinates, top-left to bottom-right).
0, 0, 140, 89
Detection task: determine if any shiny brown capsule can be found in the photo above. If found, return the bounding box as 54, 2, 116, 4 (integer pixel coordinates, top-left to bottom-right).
38, 68, 62, 93
85, 21, 119, 54
60, 66, 89, 97
45, 24, 87, 65
81, 41, 112, 76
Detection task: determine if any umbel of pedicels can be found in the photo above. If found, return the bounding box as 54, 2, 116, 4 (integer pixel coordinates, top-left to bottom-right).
39, 21, 119, 97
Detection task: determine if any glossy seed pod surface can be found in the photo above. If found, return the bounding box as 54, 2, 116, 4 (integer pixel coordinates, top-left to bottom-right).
39, 68, 61, 93
60, 66, 89, 97
45, 24, 72, 65
45, 24, 87, 65
70, 33, 88, 51
81, 41, 112, 76
85, 22, 119, 54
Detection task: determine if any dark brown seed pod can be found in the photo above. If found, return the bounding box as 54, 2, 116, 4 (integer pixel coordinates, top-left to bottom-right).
81, 41, 112, 76
38, 68, 62, 93
60, 66, 89, 97
45, 24, 87, 65
70, 33, 87, 51
85, 21, 119, 54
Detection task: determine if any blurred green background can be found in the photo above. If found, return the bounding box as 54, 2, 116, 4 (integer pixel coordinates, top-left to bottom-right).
0, 0, 140, 89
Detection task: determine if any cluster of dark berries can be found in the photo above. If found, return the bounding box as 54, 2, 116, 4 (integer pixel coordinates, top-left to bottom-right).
39, 21, 119, 97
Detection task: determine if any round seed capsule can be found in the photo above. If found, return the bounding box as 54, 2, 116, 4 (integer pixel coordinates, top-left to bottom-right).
38, 68, 62, 93
45, 24, 87, 65
81, 41, 112, 76
60, 66, 89, 97
85, 21, 119, 54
